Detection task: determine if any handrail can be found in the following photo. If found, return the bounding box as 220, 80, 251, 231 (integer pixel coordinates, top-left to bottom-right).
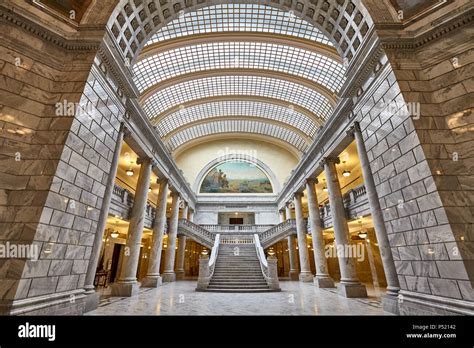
208, 234, 220, 277
254, 234, 268, 271
253, 234, 280, 291
196, 234, 220, 290
259, 219, 297, 248
178, 219, 215, 248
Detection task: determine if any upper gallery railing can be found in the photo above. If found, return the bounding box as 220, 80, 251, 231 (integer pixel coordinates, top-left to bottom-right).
200, 224, 274, 234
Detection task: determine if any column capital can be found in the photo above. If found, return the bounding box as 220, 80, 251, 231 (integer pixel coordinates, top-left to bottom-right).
170, 191, 180, 199
346, 121, 362, 138
136, 157, 151, 165
293, 192, 304, 200
306, 177, 319, 186
319, 156, 340, 168
122, 125, 131, 137
156, 177, 168, 185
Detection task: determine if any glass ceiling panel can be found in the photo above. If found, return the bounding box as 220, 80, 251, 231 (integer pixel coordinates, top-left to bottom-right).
146, 3, 333, 47
142, 76, 333, 120
166, 120, 309, 153
134, 42, 345, 93
157, 100, 319, 138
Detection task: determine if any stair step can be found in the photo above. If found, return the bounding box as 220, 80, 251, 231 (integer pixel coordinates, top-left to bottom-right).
200, 288, 276, 293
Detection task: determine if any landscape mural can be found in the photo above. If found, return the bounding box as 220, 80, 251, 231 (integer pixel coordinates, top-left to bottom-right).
199, 161, 273, 194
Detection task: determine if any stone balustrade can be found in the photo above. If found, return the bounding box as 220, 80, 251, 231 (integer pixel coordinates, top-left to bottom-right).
309, 183, 369, 231
110, 184, 157, 229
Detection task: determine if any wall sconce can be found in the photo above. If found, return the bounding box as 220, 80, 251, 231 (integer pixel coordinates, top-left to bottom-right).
110, 230, 119, 238
342, 170, 351, 177
358, 231, 368, 239
126, 168, 134, 176
322, 186, 328, 192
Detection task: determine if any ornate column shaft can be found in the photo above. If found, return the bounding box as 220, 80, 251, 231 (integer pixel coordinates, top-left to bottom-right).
175, 235, 187, 279
285, 205, 292, 220
349, 122, 400, 300
322, 157, 367, 298
285, 203, 298, 280
293, 192, 313, 282
181, 202, 189, 219
112, 157, 153, 297
306, 178, 335, 288
279, 210, 285, 223
84, 124, 125, 310
162, 191, 180, 282
142, 179, 169, 288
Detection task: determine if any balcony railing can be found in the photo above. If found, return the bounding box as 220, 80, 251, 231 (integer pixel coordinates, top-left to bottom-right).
309, 183, 369, 231
110, 184, 156, 229
200, 224, 274, 234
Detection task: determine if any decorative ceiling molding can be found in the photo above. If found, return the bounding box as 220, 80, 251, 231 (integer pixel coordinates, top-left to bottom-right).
138, 32, 341, 62
162, 116, 313, 144
150, 95, 324, 126
172, 133, 303, 159
139, 69, 338, 106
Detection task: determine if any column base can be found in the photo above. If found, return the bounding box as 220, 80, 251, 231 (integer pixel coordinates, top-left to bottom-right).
141, 276, 162, 288
299, 272, 313, 282
162, 272, 176, 282
175, 270, 185, 280
289, 270, 299, 280
337, 282, 368, 298
111, 281, 140, 297
382, 294, 400, 315
313, 276, 335, 288
84, 291, 101, 312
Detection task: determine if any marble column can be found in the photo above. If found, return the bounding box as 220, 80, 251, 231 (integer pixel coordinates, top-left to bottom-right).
293, 193, 313, 282
322, 157, 367, 298
285, 205, 292, 220
142, 179, 169, 288
349, 122, 400, 308
181, 202, 189, 219
306, 178, 335, 288
162, 191, 180, 282
112, 157, 153, 297
279, 210, 285, 223
175, 235, 187, 280
285, 204, 298, 280
189, 209, 194, 223
84, 124, 125, 310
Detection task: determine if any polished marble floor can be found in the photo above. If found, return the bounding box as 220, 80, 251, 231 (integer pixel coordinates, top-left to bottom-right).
87, 280, 389, 315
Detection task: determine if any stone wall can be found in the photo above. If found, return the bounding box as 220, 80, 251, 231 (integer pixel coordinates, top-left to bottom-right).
0, 12, 126, 313
354, 29, 473, 313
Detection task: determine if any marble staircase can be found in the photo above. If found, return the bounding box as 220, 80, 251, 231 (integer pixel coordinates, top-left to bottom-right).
206, 244, 273, 292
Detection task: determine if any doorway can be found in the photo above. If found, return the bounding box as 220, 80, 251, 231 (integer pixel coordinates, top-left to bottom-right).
229, 217, 244, 225
218, 212, 255, 224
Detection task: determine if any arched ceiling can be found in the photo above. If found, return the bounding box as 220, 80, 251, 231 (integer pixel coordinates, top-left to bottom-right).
129, 3, 350, 156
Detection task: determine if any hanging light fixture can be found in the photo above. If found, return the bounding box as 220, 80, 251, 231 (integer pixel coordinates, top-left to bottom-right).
110, 220, 120, 238
126, 168, 134, 176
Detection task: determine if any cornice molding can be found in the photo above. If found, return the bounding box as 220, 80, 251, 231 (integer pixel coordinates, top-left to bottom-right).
0, 6, 100, 51
379, 6, 473, 50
